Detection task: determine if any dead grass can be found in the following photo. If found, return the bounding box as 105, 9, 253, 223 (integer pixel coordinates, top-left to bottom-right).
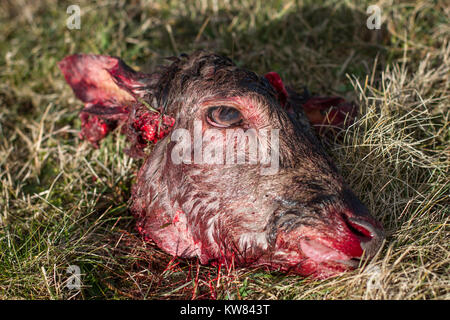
0, 0, 448, 299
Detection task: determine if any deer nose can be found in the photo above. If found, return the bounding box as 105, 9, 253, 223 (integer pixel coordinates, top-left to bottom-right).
343, 217, 385, 258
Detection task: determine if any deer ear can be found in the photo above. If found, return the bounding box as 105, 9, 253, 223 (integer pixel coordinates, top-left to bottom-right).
264, 71, 357, 129
301, 96, 357, 128
264, 72, 288, 107
58, 54, 152, 106
58, 54, 158, 148
59, 54, 172, 151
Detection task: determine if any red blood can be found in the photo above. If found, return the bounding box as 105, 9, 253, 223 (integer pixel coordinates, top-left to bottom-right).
133, 112, 175, 144
264, 72, 288, 107
79, 113, 110, 147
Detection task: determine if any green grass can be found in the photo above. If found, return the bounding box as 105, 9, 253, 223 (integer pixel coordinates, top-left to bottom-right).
0, 0, 448, 299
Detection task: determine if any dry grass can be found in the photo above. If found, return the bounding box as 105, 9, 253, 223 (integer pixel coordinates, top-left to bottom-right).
0, 0, 448, 299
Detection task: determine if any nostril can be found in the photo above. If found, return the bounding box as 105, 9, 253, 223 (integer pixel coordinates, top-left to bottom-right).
341, 214, 374, 242
341, 214, 385, 258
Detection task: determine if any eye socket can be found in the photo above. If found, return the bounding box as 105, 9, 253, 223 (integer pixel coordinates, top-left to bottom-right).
206, 106, 243, 128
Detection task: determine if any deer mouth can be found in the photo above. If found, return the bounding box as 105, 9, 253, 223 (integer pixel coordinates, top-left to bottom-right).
299, 239, 362, 270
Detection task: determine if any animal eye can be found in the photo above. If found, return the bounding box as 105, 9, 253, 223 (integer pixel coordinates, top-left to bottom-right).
206, 106, 243, 128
